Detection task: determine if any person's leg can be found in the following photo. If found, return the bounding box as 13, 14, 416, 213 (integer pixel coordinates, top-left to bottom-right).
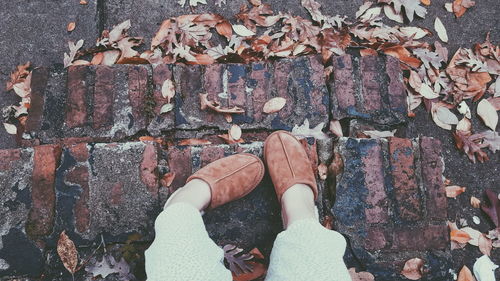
145, 153, 264, 281
263, 131, 351, 281
145, 179, 233, 281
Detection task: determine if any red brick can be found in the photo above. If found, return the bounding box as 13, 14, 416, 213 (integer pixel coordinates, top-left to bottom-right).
365, 227, 388, 250
152, 64, 175, 119
26, 68, 49, 131
93, 66, 115, 129
128, 65, 149, 127
68, 142, 89, 162
392, 224, 448, 250
385, 56, 406, 111
420, 137, 447, 219
363, 144, 388, 224
331, 55, 356, 110
360, 56, 382, 111
200, 146, 225, 167
248, 62, 271, 122
66, 166, 90, 233
66, 66, 89, 128
308, 55, 329, 116
110, 182, 124, 205
274, 60, 294, 119
227, 64, 247, 109
0, 149, 21, 170
203, 64, 225, 123
140, 143, 158, 195
389, 138, 422, 221
167, 146, 192, 190
26, 144, 61, 238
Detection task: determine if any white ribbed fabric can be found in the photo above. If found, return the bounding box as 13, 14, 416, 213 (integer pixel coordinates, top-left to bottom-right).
145, 203, 351, 281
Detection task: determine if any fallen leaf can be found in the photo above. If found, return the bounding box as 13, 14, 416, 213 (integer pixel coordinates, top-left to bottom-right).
229, 124, 242, 141
329, 120, 343, 137
456, 118, 472, 133
5, 62, 30, 91
393, 0, 428, 22
318, 163, 328, 180
481, 189, 500, 227
446, 185, 466, 198
80, 0, 88, 4
477, 99, 498, 130
453, 130, 499, 163
457, 265, 474, 281
161, 79, 175, 103
249, 248, 264, 260
421, 0, 431, 6
101, 50, 121, 65
178, 138, 212, 146
384, 5, 404, 23
85, 254, 131, 279
200, 93, 245, 114
432, 103, 458, 130
470, 196, 481, 208
434, 17, 448, 43
348, 268, 375, 281
223, 244, 253, 275
453, 0, 476, 18
218, 134, 245, 144
161, 172, 176, 187
478, 234, 492, 256
461, 227, 482, 246
451, 228, 472, 244
160, 104, 174, 114
57, 231, 78, 274
329, 153, 343, 177
67, 22, 76, 32
263, 97, 287, 113
363, 130, 396, 139
233, 24, 255, 37
3, 123, 17, 135
292, 119, 328, 140
139, 136, 155, 142
109, 20, 131, 43
401, 258, 425, 280
216, 20, 233, 39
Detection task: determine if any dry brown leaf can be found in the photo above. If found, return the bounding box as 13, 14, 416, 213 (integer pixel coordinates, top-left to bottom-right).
457, 265, 475, 281
57, 231, 78, 274
380, 44, 422, 68
477, 99, 498, 130
216, 20, 233, 39
229, 124, 242, 141
456, 118, 472, 133
401, 258, 425, 280
67, 22, 76, 32
72, 60, 90, 66
178, 138, 212, 146
218, 134, 245, 144
116, 37, 143, 60
6, 62, 30, 91
461, 227, 482, 246
434, 17, 448, 43
318, 163, 328, 180
263, 97, 286, 114
161, 79, 175, 103
348, 268, 375, 281
329, 120, 343, 137
453, 130, 499, 163
139, 136, 155, 142
80, 0, 88, 4
233, 24, 255, 37
360, 48, 378, 57
471, 196, 481, 208
451, 228, 472, 244
421, 0, 431, 5
200, 93, 245, 114
453, 0, 476, 18
232, 261, 267, 281
329, 153, 343, 177
446, 185, 466, 198
249, 248, 264, 260
192, 54, 215, 65
161, 172, 176, 187
478, 234, 492, 256
91, 52, 104, 65
101, 50, 121, 65
250, 0, 262, 6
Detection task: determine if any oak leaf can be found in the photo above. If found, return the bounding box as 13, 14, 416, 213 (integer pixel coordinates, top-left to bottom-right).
223, 244, 253, 275
453, 0, 476, 18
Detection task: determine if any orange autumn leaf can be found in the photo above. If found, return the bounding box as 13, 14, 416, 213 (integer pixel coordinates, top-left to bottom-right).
457, 265, 474, 281
360, 48, 378, 57
216, 20, 233, 39
161, 172, 176, 187
380, 45, 422, 68
67, 22, 76, 32
421, 0, 431, 5
178, 138, 212, 146
91, 52, 104, 65
232, 261, 267, 281
218, 134, 245, 144
249, 248, 264, 260
446, 185, 466, 198
450, 229, 472, 244
139, 136, 155, 142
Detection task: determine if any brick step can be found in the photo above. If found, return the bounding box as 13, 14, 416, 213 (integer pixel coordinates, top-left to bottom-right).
333, 137, 449, 272
22, 55, 407, 146
0, 136, 446, 278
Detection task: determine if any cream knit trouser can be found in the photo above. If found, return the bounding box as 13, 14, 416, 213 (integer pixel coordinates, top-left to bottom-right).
145, 203, 352, 281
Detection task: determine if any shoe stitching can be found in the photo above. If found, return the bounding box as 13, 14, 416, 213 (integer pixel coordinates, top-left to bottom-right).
214, 159, 258, 183
278, 133, 296, 179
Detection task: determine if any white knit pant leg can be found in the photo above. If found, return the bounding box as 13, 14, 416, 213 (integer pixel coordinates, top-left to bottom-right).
265, 219, 352, 281
145, 203, 232, 281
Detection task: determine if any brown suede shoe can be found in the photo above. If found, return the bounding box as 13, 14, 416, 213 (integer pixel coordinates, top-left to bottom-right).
264, 131, 318, 202
186, 153, 264, 209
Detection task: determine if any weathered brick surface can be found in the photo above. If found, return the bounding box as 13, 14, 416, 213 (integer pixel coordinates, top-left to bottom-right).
329, 55, 407, 125
333, 137, 448, 269
56, 142, 160, 242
